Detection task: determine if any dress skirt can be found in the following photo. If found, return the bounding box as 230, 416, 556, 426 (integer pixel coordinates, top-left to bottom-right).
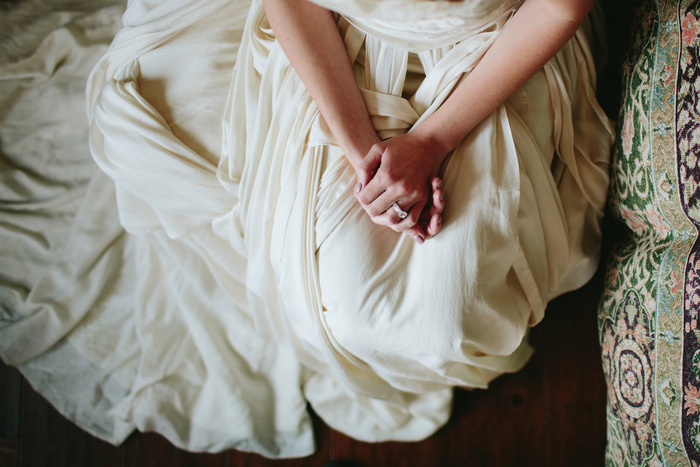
0, 0, 613, 457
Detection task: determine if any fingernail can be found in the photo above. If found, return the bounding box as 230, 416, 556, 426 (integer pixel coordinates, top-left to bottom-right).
355, 182, 362, 193
439, 193, 444, 201
437, 216, 442, 224
436, 179, 442, 188
414, 235, 424, 244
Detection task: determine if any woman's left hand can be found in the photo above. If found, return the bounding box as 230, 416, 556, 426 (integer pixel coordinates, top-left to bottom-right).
354, 131, 448, 243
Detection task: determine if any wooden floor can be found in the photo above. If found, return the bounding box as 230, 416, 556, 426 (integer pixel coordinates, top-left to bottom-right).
0, 260, 611, 467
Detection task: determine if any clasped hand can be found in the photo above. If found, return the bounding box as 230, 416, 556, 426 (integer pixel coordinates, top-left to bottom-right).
353, 132, 447, 244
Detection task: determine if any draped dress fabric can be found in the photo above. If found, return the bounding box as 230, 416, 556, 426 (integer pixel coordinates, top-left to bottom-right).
1, 0, 612, 458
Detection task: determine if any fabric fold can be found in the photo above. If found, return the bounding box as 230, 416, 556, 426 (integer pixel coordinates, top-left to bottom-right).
1, 0, 613, 457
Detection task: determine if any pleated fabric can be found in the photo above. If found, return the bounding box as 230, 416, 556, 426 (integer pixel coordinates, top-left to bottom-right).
1, 0, 613, 458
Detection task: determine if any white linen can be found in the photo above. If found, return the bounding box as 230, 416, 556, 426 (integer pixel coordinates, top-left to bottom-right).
1, 0, 614, 457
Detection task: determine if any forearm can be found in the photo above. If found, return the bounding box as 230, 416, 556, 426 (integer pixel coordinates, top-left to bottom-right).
413, 0, 594, 155
262, 0, 379, 168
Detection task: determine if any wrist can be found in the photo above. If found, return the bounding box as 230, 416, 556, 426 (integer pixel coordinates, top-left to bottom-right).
411, 125, 453, 168
341, 132, 381, 170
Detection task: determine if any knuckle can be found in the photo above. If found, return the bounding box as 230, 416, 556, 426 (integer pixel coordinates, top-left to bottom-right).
395, 217, 411, 230
397, 180, 411, 193
383, 171, 397, 185
367, 205, 382, 217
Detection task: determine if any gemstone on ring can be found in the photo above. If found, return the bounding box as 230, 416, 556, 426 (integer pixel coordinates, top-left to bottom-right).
392, 202, 408, 219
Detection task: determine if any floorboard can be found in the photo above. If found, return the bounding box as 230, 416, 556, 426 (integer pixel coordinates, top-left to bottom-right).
0, 270, 607, 466
18, 381, 122, 467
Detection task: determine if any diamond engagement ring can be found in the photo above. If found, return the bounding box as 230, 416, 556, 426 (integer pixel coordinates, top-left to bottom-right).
391, 202, 408, 219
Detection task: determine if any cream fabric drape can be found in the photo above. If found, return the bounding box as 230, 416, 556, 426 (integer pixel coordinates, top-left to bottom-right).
1, 0, 613, 457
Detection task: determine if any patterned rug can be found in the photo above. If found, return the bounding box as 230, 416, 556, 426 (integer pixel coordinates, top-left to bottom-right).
599, 0, 700, 464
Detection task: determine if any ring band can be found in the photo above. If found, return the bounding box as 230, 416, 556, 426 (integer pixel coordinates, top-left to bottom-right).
391, 202, 408, 219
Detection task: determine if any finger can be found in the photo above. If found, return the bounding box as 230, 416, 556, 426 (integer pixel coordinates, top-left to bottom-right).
369, 209, 404, 228
364, 189, 407, 218
408, 179, 443, 241
406, 222, 427, 244
355, 145, 383, 193
392, 200, 425, 233
364, 197, 409, 227
425, 211, 442, 238
431, 178, 445, 213
424, 186, 445, 239
405, 204, 431, 240
374, 201, 415, 231
370, 197, 422, 233
356, 173, 389, 207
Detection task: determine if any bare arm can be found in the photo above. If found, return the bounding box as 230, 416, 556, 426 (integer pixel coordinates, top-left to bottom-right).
262, 0, 379, 168
354, 0, 594, 240
263, 0, 445, 241
408, 0, 594, 155
263, 0, 593, 242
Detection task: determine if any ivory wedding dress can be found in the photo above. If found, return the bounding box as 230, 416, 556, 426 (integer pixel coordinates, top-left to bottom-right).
0, 0, 613, 457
